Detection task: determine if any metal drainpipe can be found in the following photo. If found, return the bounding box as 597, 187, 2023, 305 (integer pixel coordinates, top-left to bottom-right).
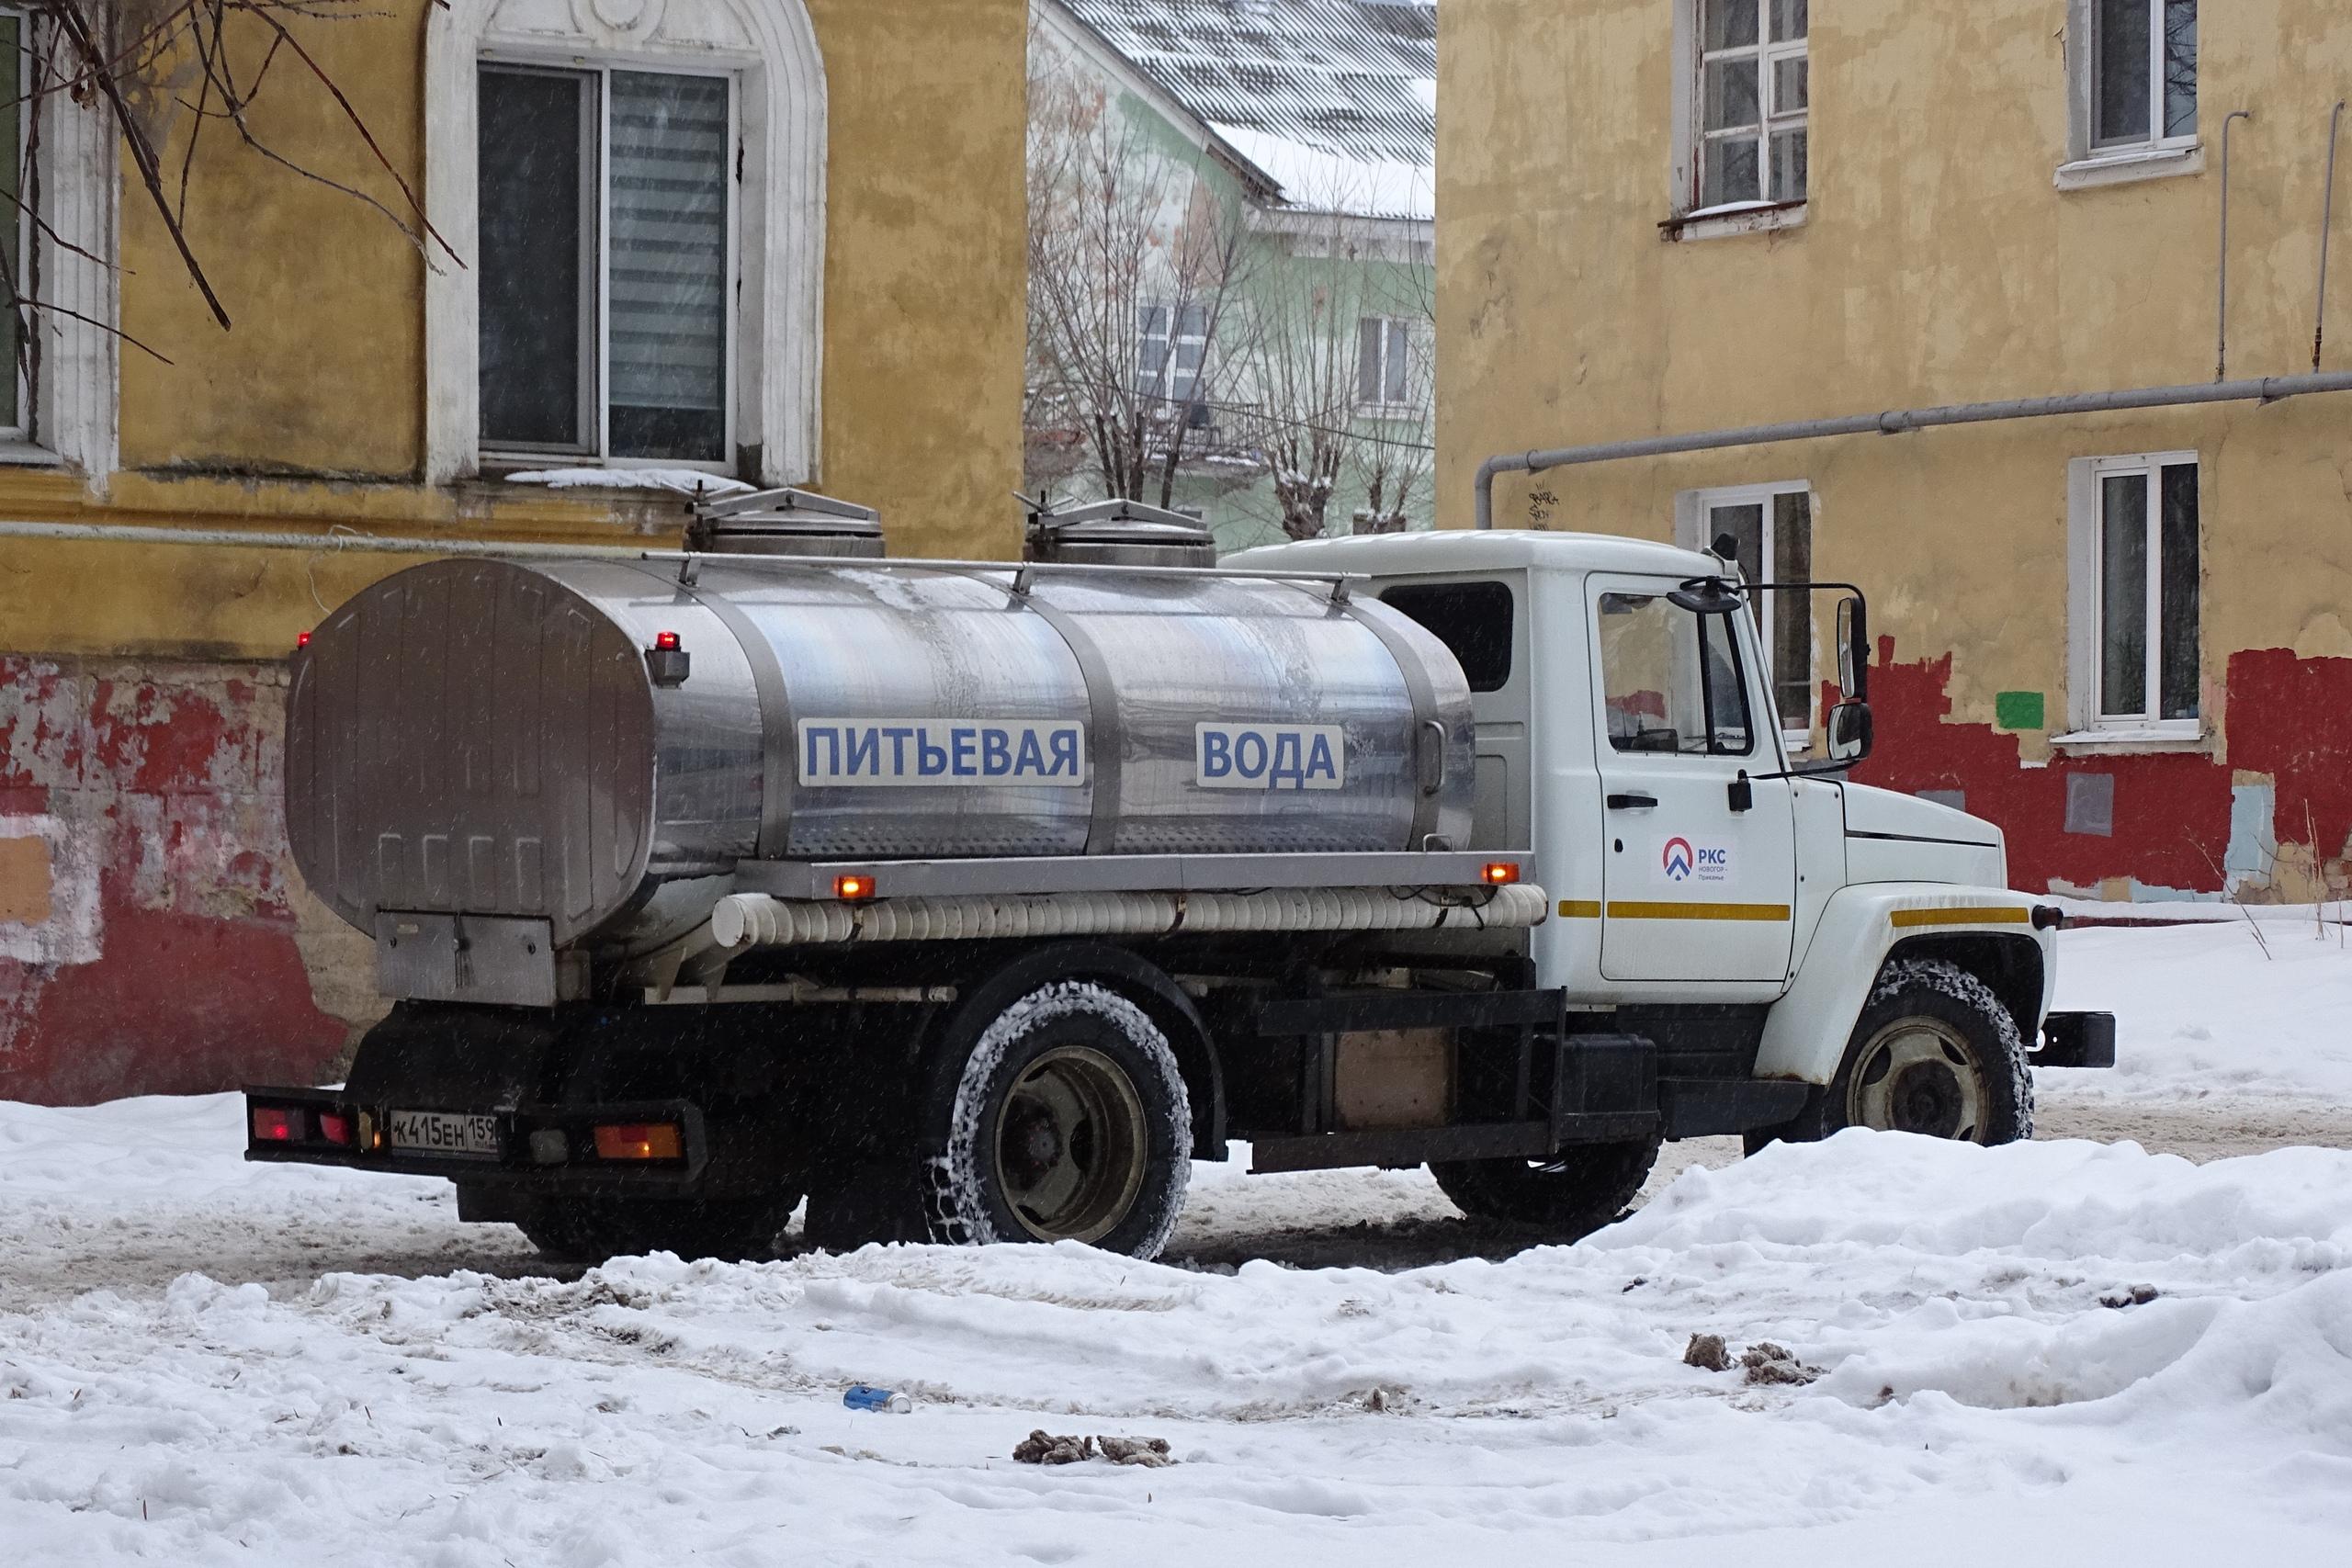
1473, 369, 2352, 529
2317, 101, 2346, 372
2219, 108, 2256, 382
0, 519, 660, 558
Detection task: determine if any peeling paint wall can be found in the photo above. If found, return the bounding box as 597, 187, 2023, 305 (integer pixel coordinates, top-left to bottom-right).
1439, 1, 2352, 899
0, 658, 368, 1105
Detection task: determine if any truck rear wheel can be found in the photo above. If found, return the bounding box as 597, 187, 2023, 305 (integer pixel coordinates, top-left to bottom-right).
517, 1193, 800, 1264
1430, 1131, 1663, 1239
922, 980, 1192, 1258
1745, 956, 2034, 1155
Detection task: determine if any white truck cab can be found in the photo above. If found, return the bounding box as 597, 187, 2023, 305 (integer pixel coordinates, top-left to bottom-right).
1230, 528, 2110, 1137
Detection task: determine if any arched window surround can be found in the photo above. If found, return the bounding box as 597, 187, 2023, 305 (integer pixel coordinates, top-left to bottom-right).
424, 0, 826, 485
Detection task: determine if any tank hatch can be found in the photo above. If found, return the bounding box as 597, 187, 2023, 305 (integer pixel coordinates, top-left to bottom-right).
686, 485, 885, 558
1025, 498, 1216, 569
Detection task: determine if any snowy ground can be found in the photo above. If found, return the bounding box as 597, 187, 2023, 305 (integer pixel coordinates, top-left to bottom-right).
3, 923, 2349, 1562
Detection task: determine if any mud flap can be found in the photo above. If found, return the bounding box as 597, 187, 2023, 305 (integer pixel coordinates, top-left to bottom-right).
2038, 1010, 2118, 1069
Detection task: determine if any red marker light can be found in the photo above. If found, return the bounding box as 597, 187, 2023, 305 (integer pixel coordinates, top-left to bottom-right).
296, 631, 311, 649
1482, 862, 1521, 886
252, 1107, 300, 1143
834, 874, 876, 901
654, 630, 682, 652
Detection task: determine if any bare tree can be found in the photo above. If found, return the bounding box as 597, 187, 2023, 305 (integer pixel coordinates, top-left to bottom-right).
3, 0, 450, 365
1025, 28, 1250, 509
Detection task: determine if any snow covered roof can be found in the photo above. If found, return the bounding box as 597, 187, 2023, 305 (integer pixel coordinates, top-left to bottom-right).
1052, 0, 1437, 223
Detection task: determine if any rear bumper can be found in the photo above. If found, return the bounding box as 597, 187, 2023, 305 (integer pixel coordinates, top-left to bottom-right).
2036, 1010, 2118, 1069
242, 1086, 711, 1193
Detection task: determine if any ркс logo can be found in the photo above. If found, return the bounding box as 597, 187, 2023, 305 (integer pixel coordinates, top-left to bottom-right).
1662, 837, 1695, 881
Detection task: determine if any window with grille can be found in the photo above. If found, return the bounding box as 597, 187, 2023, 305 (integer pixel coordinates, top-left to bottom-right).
477, 64, 732, 466
1695, 0, 1808, 209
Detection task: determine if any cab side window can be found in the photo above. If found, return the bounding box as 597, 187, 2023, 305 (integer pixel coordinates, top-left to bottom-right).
1380, 581, 1514, 692
1597, 592, 1754, 756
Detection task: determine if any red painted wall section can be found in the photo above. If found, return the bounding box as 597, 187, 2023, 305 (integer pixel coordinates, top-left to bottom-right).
1849, 637, 2352, 897
0, 656, 347, 1105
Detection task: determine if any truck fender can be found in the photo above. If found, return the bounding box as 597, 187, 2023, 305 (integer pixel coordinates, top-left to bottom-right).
1755, 884, 2057, 1084
918, 941, 1227, 1161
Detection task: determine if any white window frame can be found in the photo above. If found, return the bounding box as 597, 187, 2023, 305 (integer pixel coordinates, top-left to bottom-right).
0, 8, 119, 476
1676, 479, 1815, 751
2059, 0, 2201, 190
424, 0, 826, 488
473, 61, 740, 470
2062, 451, 2203, 743
1668, 0, 1810, 234
1354, 314, 1417, 414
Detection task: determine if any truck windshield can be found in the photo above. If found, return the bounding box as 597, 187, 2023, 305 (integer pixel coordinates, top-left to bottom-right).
1597, 592, 1754, 757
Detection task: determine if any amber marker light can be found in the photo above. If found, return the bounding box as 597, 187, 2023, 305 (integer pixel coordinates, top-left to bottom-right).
834, 873, 876, 901
1482, 862, 1522, 886
594, 1122, 683, 1162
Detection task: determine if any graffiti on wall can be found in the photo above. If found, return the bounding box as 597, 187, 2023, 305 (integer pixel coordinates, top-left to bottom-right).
0, 656, 351, 1105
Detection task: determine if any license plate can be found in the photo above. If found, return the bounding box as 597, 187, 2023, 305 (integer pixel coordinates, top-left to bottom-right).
388, 1109, 501, 1159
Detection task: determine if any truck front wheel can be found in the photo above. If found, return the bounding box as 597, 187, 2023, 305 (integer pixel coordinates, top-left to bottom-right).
1430, 1131, 1663, 1239
922, 980, 1193, 1259
1747, 956, 2034, 1155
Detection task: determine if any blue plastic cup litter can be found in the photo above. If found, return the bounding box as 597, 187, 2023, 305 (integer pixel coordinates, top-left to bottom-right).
843, 1384, 912, 1414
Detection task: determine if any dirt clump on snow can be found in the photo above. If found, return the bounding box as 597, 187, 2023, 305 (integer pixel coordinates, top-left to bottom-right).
1013, 1431, 1175, 1468
1682, 1333, 1731, 1371
1740, 1342, 1823, 1386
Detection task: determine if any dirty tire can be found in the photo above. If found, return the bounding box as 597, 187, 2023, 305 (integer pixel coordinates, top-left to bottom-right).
517, 1194, 799, 1264
1745, 956, 2034, 1156
1430, 1129, 1664, 1240
922, 980, 1191, 1259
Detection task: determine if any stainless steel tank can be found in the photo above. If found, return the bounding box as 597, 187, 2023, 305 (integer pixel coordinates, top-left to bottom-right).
287, 553, 1476, 955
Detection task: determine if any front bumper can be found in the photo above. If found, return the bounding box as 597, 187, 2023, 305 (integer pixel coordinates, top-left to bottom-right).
242, 1086, 711, 1192
2036, 1010, 2118, 1069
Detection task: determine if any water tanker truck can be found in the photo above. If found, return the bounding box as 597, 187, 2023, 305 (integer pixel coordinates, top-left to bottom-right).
244, 494, 2113, 1260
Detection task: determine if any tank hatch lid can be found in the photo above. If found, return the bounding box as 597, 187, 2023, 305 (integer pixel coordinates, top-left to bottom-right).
687, 485, 885, 558
1025, 498, 1216, 567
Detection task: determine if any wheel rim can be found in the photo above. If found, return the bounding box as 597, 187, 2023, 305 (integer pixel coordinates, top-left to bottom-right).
1845, 1017, 1989, 1141
991, 1044, 1149, 1243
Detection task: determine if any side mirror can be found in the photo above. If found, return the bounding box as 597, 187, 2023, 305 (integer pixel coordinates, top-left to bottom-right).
1837, 595, 1869, 704
1827, 700, 1873, 765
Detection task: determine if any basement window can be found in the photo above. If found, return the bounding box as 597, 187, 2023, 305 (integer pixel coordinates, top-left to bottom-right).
477, 64, 734, 467
2063, 453, 2202, 742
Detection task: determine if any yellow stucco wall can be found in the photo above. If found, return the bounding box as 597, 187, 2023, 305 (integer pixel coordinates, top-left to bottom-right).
0, 0, 1030, 661
1439, 0, 2352, 750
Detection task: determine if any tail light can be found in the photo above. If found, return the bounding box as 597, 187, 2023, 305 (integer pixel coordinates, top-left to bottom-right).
594, 1122, 683, 1161
252, 1107, 300, 1143
316, 1111, 355, 1146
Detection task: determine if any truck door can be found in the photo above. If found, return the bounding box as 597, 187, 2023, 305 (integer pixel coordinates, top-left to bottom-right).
1589, 575, 1797, 984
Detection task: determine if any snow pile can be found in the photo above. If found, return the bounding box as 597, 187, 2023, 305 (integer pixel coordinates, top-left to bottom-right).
503, 468, 752, 496
4, 1119, 2349, 1562
2052, 920, 2352, 1102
